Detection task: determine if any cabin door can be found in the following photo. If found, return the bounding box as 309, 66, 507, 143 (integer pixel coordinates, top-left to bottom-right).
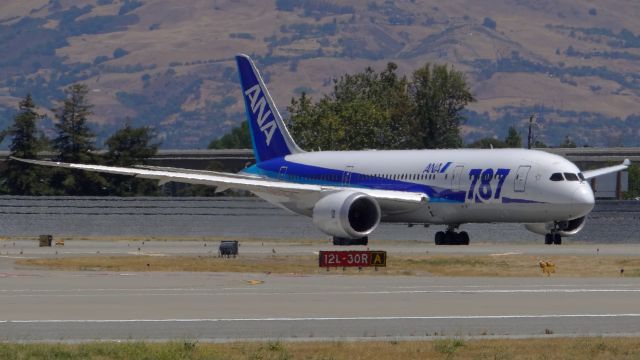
342, 166, 354, 186
514, 165, 531, 192
451, 165, 464, 191
278, 166, 288, 180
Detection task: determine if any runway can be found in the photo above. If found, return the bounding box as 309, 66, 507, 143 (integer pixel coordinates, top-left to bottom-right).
1, 268, 639, 341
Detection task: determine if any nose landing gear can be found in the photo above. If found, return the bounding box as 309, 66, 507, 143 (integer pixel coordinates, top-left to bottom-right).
434, 225, 470, 245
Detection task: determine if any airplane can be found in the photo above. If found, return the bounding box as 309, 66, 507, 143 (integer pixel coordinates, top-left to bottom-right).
13, 54, 631, 246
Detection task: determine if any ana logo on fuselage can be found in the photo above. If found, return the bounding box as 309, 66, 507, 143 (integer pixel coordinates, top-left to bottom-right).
244, 84, 277, 146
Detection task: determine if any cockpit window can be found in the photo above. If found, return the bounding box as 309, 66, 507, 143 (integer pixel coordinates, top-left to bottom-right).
550, 173, 564, 181
564, 173, 579, 181
578, 173, 585, 181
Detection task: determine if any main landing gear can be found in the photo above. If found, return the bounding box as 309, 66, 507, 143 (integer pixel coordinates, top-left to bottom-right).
544, 233, 562, 245
434, 225, 470, 245
333, 236, 368, 246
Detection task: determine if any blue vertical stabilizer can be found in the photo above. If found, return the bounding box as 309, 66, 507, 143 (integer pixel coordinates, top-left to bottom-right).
236, 54, 302, 163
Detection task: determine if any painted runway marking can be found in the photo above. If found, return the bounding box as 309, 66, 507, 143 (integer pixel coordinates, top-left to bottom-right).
3, 314, 640, 323
392, 283, 640, 289
1, 287, 640, 299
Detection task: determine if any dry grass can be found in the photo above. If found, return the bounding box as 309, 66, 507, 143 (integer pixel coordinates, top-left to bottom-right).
15, 253, 640, 277
4, 0, 640, 127
1, 337, 640, 359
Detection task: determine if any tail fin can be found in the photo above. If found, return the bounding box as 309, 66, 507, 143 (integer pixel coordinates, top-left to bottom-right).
236, 54, 302, 163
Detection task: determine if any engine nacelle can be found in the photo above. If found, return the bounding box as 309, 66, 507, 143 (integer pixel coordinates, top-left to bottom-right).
312, 191, 381, 239
525, 216, 586, 236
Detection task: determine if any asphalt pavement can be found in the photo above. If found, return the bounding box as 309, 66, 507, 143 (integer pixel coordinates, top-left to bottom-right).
1, 262, 639, 341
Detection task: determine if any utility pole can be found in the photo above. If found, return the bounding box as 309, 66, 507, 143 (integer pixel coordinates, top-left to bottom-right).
527, 114, 535, 149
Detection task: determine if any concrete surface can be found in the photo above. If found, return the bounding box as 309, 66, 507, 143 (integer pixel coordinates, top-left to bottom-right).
1, 262, 639, 341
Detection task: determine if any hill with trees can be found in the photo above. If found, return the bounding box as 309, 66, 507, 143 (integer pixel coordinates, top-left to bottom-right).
1, 0, 640, 148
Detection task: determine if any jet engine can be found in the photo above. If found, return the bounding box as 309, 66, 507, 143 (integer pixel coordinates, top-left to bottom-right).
525, 216, 586, 236
312, 191, 381, 239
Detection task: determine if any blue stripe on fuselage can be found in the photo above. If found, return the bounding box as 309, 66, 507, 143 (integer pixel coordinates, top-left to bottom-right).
242, 158, 466, 203
501, 197, 542, 204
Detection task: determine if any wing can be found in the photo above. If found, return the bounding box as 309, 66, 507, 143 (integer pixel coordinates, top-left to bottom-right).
582, 159, 631, 180
11, 157, 429, 213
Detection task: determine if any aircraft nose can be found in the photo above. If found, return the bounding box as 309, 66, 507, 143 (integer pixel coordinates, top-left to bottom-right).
572, 185, 595, 216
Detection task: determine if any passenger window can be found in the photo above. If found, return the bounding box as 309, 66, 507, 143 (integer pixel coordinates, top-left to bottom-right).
549, 173, 564, 181
564, 173, 579, 181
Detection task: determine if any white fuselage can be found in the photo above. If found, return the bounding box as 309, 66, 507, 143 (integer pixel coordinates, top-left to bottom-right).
247, 148, 595, 225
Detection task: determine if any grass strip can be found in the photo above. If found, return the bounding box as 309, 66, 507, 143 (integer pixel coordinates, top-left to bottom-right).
1, 337, 640, 359
15, 254, 640, 277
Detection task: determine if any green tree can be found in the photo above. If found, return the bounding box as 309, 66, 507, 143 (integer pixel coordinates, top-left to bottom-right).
216, 62, 473, 152
104, 123, 160, 196
504, 126, 522, 147
2, 94, 50, 195
53, 84, 96, 163
559, 135, 577, 148
468, 137, 507, 149
51, 84, 107, 195
288, 63, 414, 150
105, 124, 159, 166
624, 163, 640, 199
532, 140, 548, 148
409, 63, 475, 149
208, 121, 252, 149
288, 93, 343, 150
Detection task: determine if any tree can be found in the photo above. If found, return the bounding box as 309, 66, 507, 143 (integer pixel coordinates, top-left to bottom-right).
504, 126, 522, 147
559, 135, 577, 148
624, 164, 640, 199
409, 64, 475, 148
51, 84, 107, 195
288, 63, 414, 150
53, 84, 96, 163
105, 123, 159, 166
214, 61, 474, 152
468, 137, 507, 149
208, 121, 252, 149
104, 123, 160, 196
2, 94, 49, 195
532, 140, 548, 148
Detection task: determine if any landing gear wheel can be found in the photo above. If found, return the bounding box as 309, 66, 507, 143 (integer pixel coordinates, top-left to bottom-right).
333, 237, 368, 246
459, 231, 470, 245
435, 230, 470, 245
553, 233, 562, 245
544, 234, 553, 245
444, 231, 456, 245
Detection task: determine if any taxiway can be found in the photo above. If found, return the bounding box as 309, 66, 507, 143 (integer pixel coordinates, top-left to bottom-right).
1, 262, 639, 341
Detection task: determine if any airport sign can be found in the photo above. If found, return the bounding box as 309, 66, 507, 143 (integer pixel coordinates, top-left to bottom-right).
319, 250, 386, 267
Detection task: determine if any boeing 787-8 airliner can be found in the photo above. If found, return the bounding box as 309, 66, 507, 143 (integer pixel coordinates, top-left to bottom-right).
14, 54, 630, 245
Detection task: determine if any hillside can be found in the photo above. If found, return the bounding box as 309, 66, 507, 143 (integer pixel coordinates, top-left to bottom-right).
1, 0, 640, 148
